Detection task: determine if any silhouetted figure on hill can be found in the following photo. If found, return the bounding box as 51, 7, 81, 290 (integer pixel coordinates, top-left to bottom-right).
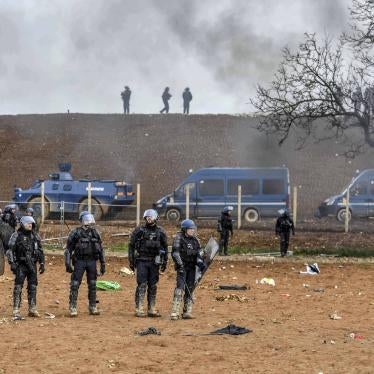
121, 86, 131, 114
183, 88, 193, 114
160, 87, 172, 114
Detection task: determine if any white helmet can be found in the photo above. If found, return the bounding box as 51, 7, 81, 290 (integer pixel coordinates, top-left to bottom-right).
20, 215, 35, 230
81, 213, 95, 226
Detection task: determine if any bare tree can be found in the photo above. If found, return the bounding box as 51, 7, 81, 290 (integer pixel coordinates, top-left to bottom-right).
251, 0, 374, 157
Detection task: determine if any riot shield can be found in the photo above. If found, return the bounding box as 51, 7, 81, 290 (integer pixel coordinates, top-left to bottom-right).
194, 237, 219, 286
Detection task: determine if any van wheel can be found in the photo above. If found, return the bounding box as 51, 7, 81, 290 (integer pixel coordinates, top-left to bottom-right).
337, 208, 351, 222
79, 199, 103, 221
166, 208, 181, 221
28, 197, 50, 218
244, 208, 259, 223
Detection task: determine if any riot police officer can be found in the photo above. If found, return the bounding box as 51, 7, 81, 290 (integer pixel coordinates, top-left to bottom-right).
2, 204, 18, 231
170, 219, 206, 320
275, 208, 295, 257
65, 212, 105, 317
6, 216, 45, 318
217, 206, 234, 256
128, 209, 168, 318
26, 207, 41, 232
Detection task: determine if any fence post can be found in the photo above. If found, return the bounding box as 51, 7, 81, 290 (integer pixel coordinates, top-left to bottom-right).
345, 188, 350, 233
293, 186, 298, 227
136, 183, 140, 226
60, 201, 65, 247
237, 185, 242, 229
87, 182, 92, 213
41, 181, 45, 224
185, 184, 190, 219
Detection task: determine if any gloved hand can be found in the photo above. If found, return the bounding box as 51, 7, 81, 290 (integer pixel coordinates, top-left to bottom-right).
10, 263, 18, 274
160, 262, 167, 273
100, 262, 106, 275
129, 262, 135, 271
197, 261, 206, 272
66, 264, 74, 273
39, 263, 45, 274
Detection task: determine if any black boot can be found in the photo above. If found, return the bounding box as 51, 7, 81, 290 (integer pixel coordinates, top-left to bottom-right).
147, 284, 161, 317
28, 284, 40, 317
88, 280, 100, 315
13, 285, 22, 318
69, 280, 79, 317
135, 283, 147, 317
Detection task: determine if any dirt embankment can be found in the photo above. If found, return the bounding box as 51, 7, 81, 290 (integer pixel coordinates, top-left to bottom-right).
1, 113, 374, 218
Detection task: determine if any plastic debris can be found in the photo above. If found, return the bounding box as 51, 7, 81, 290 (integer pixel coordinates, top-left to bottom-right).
136, 327, 161, 336
300, 263, 320, 275
218, 284, 248, 291
313, 288, 325, 293
349, 333, 364, 340
119, 267, 134, 276
330, 312, 342, 320
96, 280, 121, 291
259, 278, 275, 286
44, 312, 55, 319
216, 294, 249, 303
210, 324, 252, 335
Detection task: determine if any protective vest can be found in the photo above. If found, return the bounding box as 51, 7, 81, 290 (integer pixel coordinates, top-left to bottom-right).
179, 234, 200, 264
74, 228, 101, 260
14, 231, 40, 262
136, 226, 162, 258
279, 217, 293, 232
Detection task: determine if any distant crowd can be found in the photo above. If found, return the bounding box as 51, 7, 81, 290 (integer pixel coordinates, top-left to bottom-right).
120, 86, 193, 115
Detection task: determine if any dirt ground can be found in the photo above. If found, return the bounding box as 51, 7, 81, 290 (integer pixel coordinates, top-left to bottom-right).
0, 255, 373, 374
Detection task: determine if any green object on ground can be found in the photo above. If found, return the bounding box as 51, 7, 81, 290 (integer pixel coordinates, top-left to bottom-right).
96, 280, 121, 291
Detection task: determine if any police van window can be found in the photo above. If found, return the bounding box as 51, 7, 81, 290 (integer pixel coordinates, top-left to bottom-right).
228, 179, 259, 195
52, 184, 59, 191
63, 184, 72, 191
371, 180, 374, 195
350, 181, 368, 196
199, 179, 224, 196
262, 179, 285, 194
175, 183, 196, 198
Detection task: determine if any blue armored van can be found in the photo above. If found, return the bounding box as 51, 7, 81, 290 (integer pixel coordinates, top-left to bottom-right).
13, 163, 134, 219
154, 167, 290, 222
316, 169, 374, 221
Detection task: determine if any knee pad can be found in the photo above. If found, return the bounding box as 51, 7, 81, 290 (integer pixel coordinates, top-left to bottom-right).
88, 280, 96, 290
71, 280, 80, 291
28, 284, 37, 291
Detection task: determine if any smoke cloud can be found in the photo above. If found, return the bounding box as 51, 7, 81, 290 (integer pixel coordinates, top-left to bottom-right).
0, 0, 350, 114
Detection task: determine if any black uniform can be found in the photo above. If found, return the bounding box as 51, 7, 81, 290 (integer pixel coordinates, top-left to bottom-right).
128, 223, 168, 315
7, 227, 45, 315
275, 213, 295, 257
182, 89, 193, 114
217, 212, 233, 255
160, 89, 172, 113
171, 231, 203, 307
121, 88, 131, 114
65, 226, 105, 312
2, 209, 17, 231
0, 221, 13, 276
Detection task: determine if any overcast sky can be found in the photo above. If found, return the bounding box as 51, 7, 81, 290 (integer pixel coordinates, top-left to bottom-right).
0, 0, 351, 114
